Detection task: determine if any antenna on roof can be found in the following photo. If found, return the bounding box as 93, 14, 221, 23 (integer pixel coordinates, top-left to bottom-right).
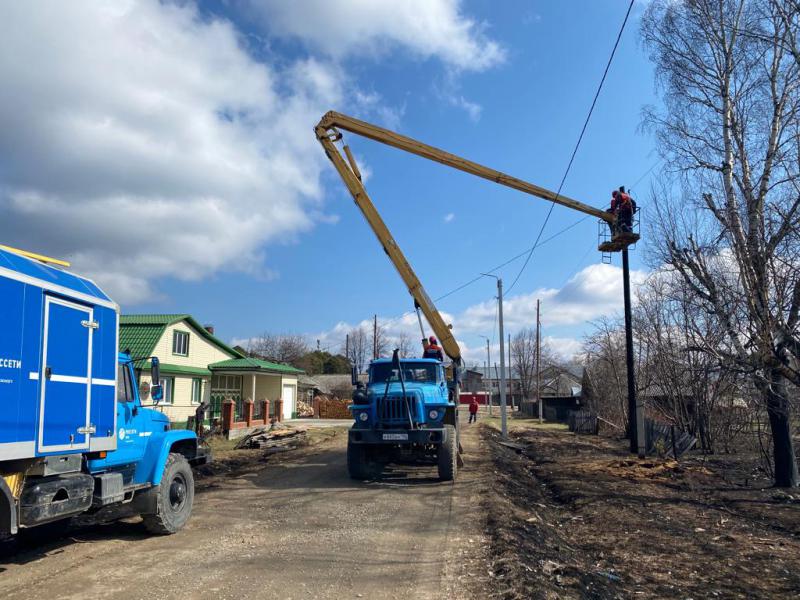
0, 244, 71, 268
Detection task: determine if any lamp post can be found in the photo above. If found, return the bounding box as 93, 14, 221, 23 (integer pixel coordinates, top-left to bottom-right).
481, 274, 507, 439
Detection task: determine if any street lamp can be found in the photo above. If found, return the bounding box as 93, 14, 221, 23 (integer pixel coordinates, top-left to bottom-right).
481, 274, 507, 439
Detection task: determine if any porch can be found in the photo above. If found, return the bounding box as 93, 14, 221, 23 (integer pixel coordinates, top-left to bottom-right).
208, 357, 303, 437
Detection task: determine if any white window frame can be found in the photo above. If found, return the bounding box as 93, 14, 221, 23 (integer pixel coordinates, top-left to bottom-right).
191, 378, 202, 405
172, 330, 190, 356
162, 376, 174, 405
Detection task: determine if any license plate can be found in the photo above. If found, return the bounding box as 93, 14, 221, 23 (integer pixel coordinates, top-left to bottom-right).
382, 433, 408, 441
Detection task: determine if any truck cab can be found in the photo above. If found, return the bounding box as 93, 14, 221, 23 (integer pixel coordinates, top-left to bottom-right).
347, 355, 460, 481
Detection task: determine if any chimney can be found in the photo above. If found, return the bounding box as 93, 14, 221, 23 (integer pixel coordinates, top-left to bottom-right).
204, 324, 215, 335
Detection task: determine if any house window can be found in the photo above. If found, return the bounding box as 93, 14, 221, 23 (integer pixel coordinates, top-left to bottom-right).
172, 330, 190, 356
161, 377, 174, 404
191, 378, 202, 405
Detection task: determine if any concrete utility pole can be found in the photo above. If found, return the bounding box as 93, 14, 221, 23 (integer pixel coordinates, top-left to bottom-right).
482, 274, 508, 438
536, 299, 542, 423
486, 338, 492, 417
622, 249, 645, 457
345, 334, 349, 363
508, 333, 513, 410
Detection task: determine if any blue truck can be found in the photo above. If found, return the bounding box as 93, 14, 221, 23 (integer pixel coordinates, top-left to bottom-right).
0, 245, 207, 538
347, 352, 461, 481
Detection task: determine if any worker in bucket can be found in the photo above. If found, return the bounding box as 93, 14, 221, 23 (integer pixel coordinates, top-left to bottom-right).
616, 186, 636, 233
422, 335, 444, 361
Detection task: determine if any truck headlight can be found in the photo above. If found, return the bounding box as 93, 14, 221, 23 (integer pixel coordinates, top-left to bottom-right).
359, 412, 369, 422
429, 410, 439, 420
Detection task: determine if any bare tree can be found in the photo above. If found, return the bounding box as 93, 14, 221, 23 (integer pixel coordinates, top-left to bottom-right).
370, 319, 389, 359
396, 331, 413, 358
511, 328, 537, 400
642, 0, 800, 485
248, 333, 308, 366
343, 326, 369, 373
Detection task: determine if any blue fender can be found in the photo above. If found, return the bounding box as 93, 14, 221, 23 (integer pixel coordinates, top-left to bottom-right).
136, 429, 198, 486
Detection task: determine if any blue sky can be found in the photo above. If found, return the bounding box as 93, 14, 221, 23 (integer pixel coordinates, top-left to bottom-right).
0, 1, 660, 365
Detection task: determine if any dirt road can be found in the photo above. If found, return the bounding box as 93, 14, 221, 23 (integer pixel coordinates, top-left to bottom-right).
0, 415, 490, 600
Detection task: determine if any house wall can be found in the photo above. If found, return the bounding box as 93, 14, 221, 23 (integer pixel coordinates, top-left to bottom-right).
136, 318, 235, 424
139, 373, 210, 424
154, 322, 234, 367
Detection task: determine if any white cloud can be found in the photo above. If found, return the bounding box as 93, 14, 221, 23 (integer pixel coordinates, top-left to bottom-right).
459, 263, 649, 332
0, 1, 341, 304
300, 262, 649, 364
443, 212, 455, 223
245, 0, 505, 72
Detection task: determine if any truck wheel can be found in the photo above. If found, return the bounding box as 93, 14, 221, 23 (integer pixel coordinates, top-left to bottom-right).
347, 442, 378, 480
437, 425, 457, 482
142, 453, 194, 535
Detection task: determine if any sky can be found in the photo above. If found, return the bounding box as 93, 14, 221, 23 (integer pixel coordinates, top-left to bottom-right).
0, 0, 660, 367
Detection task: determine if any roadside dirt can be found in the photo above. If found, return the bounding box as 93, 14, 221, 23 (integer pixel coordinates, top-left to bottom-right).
483, 425, 800, 599
0, 416, 491, 600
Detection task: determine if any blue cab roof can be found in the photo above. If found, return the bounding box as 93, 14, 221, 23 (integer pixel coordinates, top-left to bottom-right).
0, 246, 112, 303
370, 357, 441, 364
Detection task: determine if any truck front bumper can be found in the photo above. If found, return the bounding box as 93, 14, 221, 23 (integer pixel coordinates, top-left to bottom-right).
189, 445, 212, 467
349, 427, 449, 445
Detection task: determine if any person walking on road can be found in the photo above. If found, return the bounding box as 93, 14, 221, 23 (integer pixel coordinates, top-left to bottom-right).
468, 397, 479, 424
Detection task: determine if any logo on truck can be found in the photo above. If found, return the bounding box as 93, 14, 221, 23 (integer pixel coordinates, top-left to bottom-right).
0, 358, 21, 369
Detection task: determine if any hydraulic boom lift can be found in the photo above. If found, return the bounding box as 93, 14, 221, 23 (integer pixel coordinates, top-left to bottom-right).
314, 110, 639, 358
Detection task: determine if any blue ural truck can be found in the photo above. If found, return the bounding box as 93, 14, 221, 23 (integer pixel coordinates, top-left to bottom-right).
0, 246, 207, 538
347, 352, 461, 481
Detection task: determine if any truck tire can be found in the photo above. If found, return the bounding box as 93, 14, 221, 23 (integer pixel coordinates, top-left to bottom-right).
437, 425, 457, 482
347, 442, 378, 480
141, 453, 194, 535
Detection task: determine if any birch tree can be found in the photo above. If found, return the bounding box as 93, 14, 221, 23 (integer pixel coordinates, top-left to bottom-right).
642, 0, 800, 485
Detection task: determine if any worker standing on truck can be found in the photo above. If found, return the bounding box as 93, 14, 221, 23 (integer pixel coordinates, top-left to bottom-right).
468, 397, 479, 423
422, 335, 444, 361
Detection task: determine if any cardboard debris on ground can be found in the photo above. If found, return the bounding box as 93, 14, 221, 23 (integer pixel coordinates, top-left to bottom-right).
234, 426, 309, 450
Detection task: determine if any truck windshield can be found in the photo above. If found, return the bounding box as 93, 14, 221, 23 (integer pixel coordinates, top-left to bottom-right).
370, 362, 439, 384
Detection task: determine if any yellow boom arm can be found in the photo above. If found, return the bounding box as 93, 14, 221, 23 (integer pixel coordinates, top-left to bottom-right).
315, 111, 615, 364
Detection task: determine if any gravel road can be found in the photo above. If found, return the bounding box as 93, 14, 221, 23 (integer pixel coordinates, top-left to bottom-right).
0, 413, 490, 600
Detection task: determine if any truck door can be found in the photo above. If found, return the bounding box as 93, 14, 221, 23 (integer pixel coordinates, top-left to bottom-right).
38, 296, 93, 452
106, 362, 148, 467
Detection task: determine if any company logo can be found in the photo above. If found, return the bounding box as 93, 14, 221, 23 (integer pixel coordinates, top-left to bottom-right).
0, 358, 21, 369
118, 427, 126, 440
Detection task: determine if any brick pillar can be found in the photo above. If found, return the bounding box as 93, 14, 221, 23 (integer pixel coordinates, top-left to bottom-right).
222, 398, 235, 433
243, 398, 254, 426
262, 399, 270, 422
274, 399, 283, 422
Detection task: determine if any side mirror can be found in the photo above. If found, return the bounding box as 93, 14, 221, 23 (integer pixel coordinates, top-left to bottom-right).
151, 384, 164, 404
151, 356, 161, 387
351, 365, 359, 387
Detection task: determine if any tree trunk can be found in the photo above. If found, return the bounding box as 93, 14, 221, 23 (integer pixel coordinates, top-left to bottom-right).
766, 369, 798, 487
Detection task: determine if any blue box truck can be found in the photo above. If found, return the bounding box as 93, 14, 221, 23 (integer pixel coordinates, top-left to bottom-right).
0, 246, 208, 538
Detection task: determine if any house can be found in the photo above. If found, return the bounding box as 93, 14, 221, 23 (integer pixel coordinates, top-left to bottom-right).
120, 314, 303, 424
470, 366, 522, 405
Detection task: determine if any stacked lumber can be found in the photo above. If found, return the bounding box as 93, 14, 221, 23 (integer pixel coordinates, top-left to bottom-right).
234, 426, 308, 451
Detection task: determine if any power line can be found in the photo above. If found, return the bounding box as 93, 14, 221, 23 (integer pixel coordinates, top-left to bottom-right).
505, 0, 637, 296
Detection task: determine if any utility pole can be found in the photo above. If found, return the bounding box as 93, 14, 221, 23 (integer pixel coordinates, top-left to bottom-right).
508, 333, 513, 411
498, 278, 508, 438
373, 314, 378, 359
345, 333, 350, 363
481, 275, 508, 439
622, 249, 645, 457
317, 339, 320, 351
536, 299, 542, 423
486, 338, 492, 417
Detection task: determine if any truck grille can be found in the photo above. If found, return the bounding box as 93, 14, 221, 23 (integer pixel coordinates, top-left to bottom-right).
378, 396, 417, 424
